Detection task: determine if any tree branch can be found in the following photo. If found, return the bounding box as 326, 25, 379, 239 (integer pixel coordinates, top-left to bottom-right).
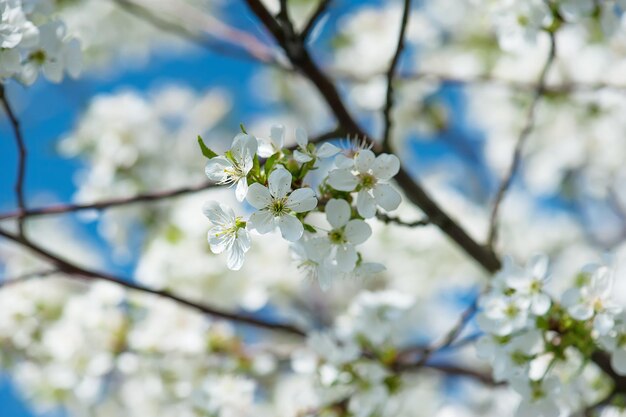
0, 85, 27, 237
487, 32, 557, 248
376, 212, 429, 228
381, 0, 411, 149
0, 227, 306, 337
0, 181, 217, 220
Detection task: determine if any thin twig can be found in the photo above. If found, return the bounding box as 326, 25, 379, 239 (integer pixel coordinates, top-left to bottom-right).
301, 0, 332, 40
0, 85, 27, 237
487, 32, 557, 248
0, 268, 59, 289
0, 227, 306, 336
113, 0, 284, 67
381, 0, 411, 150
0, 181, 217, 220
376, 212, 429, 228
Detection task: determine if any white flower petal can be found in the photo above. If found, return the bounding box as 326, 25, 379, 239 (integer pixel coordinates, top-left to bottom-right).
248, 210, 275, 234
271, 124, 285, 149
345, 219, 371, 245
325, 199, 351, 229
372, 154, 400, 180
305, 237, 331, 261
269, 168, 292, 199
231, 133, 257, 162
295, 126, 308, 148
335, 244, 357, 272
317, 143, 341, 159
334, 153, 354, 169
328, 169, 358, 191
205, 157, 232, 182
235, 178, 249, 202
246, 183, 272, 209
293, 150, 313, 163
373, 183, 401, 211
207, 228, 230, 254
202, 201, 233, 225
354, 149, 375, 173
286, 188, 317, 213
528, 254, 549, 279
278, 214, 304, 242
226, 242, 246, 270
356, 190, 377, 218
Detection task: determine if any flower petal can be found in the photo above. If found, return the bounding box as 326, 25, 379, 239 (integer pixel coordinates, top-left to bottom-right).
207, 228, 230, 254
286, 188, 318, 213
325, 198, 351, 229
335, 244, 357, 272
334, 154, 354, 169
235, 177, 249, 202
305, 237, 331, 261
202, 201, 233, 226
295, 126, 308, 148
248, 210, 275, 234
317, 143, 341, 159
356, 190, 376, 218
226, 242, 246, 270
278, 214, 304, 242
231, 133, 257, 162
269, 168, 292, 199
328, 169, 358, 192
345, 219, 371, 245
205, 157, 232, 182
373, 183, 401, 211
354, 149, 375, 173
271, 124, 285, 149
246, 183, 272, 209
372, 154, 400, 180
294, 150, 313, 163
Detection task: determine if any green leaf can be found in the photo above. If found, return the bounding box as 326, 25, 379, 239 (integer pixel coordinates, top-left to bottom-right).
303, 223, 317, 234
239, 123, 248, 134
264, 152, 280, 177
197, 135, 218, 159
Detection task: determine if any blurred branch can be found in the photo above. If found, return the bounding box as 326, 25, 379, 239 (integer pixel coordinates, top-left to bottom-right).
376, 212, 429, 228
301, 0, 332, 40
487, 32, 557, 249
0, 227, 307, 336
0, 268, 59, 289
113, 0, 286, 67
0, 85, 27, 236
381, 0, 411, 149
0, 181, 218, 220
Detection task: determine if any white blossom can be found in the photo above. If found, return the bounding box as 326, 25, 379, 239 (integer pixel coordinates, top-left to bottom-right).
327, 149, 402, 218
246, 168, 317, 242
202, 201, 250, 271
205, 133, 258, 202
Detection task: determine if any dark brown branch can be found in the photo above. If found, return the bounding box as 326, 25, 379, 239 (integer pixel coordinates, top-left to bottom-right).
487, 32, 557, 248
0, 227, 306, 336
381, 0, 411, 148
0, 181, 217, 220
0, 85, 27, 236
301, 0, 332, 40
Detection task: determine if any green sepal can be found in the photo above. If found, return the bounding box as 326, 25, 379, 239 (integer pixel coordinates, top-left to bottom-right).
303, 223, 317, 234
197, 135, 218, 159
264, 152, 281, 177
239, 123, 248, 134
252, 154, 261, 179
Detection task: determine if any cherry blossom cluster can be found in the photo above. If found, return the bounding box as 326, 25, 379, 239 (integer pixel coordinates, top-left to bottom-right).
201, 125, 403, 289
477, 256, 623, 416
0, 0, 81, 84
478, 0, 626, 51
292, 290, 419, 417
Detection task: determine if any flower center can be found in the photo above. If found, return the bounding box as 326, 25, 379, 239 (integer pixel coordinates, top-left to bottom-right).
270, 198, 289, 216
359, 173, 377, 190
530, 279, 542, 293
504, 304, 519, 318
329, 229, 345, 244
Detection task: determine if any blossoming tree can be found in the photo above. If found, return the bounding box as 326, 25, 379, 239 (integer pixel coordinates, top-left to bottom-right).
4, 0, 626, 416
